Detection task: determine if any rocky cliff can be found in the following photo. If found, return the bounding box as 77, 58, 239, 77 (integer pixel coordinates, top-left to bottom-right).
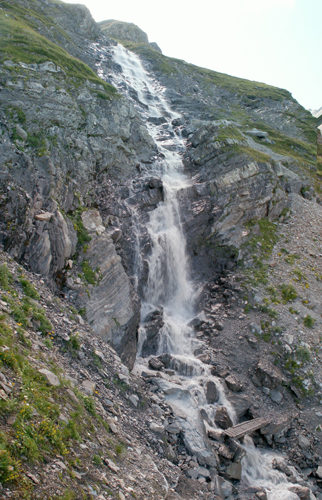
1, 1, 322, 498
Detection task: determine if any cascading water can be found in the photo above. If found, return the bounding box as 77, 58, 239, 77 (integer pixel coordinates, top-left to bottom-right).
111, 43, 195, 356
105, 42, 312, 498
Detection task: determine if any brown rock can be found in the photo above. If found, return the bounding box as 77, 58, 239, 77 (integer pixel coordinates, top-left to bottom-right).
225, 374, 243, 392
288, 485, 311, 499
255, 358, 285, 389
215, 407, 233, 429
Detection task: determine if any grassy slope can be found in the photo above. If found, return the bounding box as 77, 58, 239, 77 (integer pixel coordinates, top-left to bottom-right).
0, 2, 116, 96
100, 29, 317, 162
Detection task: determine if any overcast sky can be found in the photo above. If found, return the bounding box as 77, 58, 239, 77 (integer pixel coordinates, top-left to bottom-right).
67, 0, 320, 111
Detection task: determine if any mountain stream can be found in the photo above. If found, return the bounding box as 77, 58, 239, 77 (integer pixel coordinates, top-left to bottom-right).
102, 42, 311, 500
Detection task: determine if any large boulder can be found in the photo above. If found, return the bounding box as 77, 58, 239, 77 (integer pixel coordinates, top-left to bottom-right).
255, 358, 286, 389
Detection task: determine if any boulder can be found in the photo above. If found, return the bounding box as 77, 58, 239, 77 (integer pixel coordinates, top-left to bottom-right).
288, 485, 311, 499
225, 374, 243, 392
255, 358, 285, 389
206, 380, 219, 404
215, 407, 233, 430
38, 369, 60, 386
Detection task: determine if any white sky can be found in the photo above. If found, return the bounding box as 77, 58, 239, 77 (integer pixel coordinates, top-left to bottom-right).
67, 0, 320, 111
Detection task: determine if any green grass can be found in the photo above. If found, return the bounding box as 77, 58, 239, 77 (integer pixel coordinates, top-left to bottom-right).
81, 260, 97, 286
249, 121, 316, 164
303, 314, 315, 329
280, 284, 298, 302
0, 10, 117, 97
19, 277, 40, 300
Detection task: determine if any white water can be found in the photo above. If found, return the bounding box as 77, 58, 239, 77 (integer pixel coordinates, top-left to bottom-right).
109, 43, 312, 499
241, 437, 302, 500
111, 43, 194, 355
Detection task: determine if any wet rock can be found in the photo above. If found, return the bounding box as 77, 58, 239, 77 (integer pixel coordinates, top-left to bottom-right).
208, 429, 225, 442
226, 462, 242, 480
225, 374, 243, 392
148, 357, 164, 371
288, 485, 311, 499
206, 380, 219, 404
255, 357, 285, 389
215, 407, 233, 430
227, 393, 251, 420
256, 491, 268, 500
141, 308, 164, 357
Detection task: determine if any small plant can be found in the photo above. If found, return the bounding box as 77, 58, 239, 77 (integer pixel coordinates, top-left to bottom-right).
19, 277, 40, 300
289, 306, 299, 314
281, 284, 297, 302
68, 333, 80, 351
284, 253, 301, 264
303, 314, 315, 329
92, 454, 102, 465
43, 337, 54, 349
296, 346, 311, 363
81, 260, 97, 285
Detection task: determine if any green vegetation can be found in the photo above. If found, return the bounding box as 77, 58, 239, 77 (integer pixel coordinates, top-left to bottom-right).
81, 260, 99, 286
303, 314, 315, 329
0, 9, 116, 97
248, 121, 316, 164
19, 277, 40, 300
246, 218, 279, 258
280, 284, 297, 302
284, 253, 301, 265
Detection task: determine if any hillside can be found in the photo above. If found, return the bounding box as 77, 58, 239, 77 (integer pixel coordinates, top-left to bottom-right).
0, 1, 321, 499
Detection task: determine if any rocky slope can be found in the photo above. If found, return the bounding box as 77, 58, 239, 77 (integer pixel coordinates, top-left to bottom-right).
0, 0, 321, 499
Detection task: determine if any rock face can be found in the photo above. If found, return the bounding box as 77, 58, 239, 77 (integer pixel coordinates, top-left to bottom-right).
99, 20, 162, 53
0, 0, 316, 371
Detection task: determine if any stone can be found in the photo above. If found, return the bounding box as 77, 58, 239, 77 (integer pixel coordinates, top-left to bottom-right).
38, 368, 60, 386
270, 389, 283, 404
255, 358, 285, 389
129, 394, 139, 407
206, 380, 219, 404
288, 485, 311, 499
298, 435, 311, 449
249, 322, 262, 334
15, 124, 28, 141
226, 462, 242, 480
215, 407, 233, 430
149, 422, 164, 434
149, 357, 164, 371
81, 380, 96, 395
284, 334, 294, 345
214, 321, 224, 331
104, 458, 120, 473
225, 375, 243, 392
35, 212, 54, 222
207, 429, 225, 442
81, 209, 103, 232
221, 479, 233, 498
316, 466, 322, 479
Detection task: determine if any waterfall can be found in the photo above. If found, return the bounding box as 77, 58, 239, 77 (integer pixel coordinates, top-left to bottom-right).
241, 437, 302, 500
107, 42, 312, 498
111, 43, 194, 355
